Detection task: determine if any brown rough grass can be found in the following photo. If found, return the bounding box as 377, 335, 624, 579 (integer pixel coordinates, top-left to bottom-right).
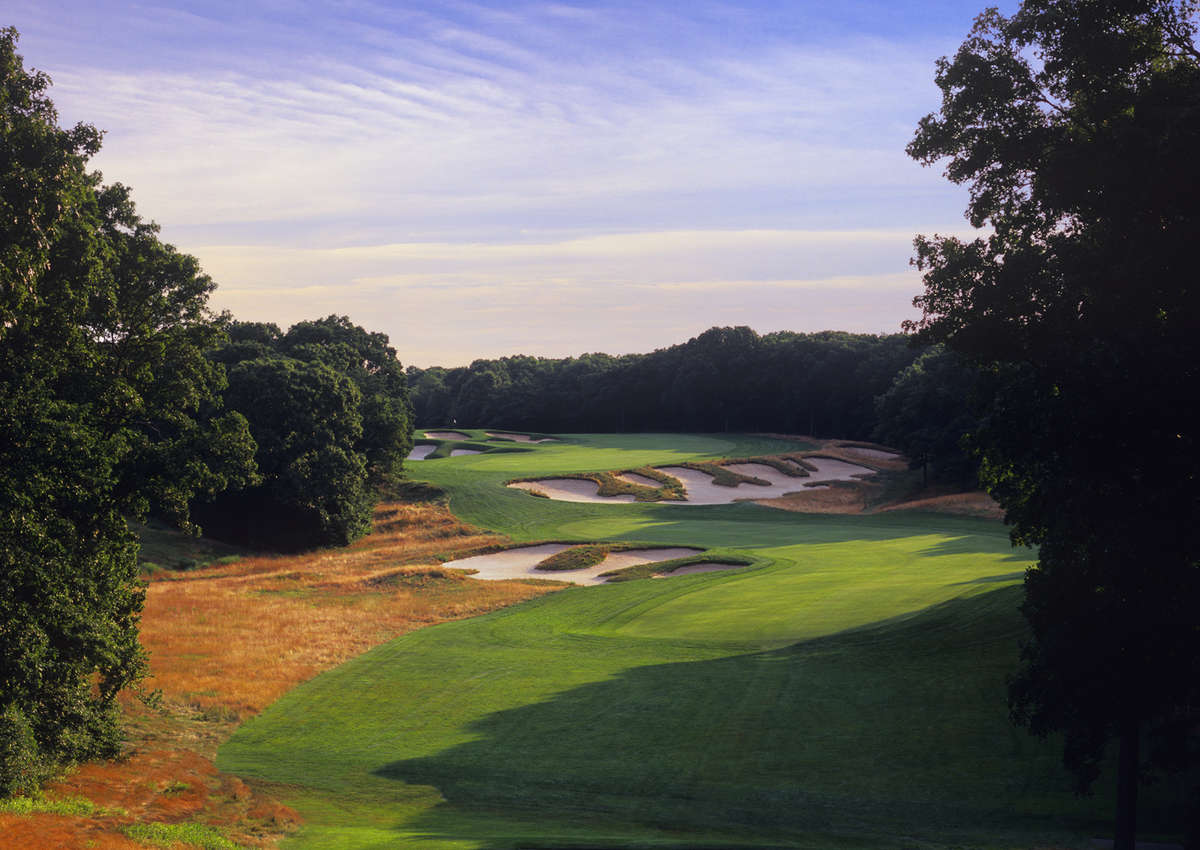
0, 501, 558, 849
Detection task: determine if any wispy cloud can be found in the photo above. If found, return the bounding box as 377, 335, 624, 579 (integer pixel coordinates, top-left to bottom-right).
8, 0, 981, 362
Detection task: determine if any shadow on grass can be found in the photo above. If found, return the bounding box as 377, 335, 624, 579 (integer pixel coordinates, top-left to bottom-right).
370, 586, 1161, 847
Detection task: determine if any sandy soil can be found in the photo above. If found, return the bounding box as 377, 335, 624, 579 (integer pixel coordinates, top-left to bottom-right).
597, 547, 703, 571
442, 545, 698, 585
487, 432, 557, 443
450, 449, 482, 457
508, 479, 636, 503
407, 444, 436, 461
655, 466, 769, 504
652, 562, 750, 578
722, 463, 811, 491
424, 430, 470, 440
442, 544, 575, 581
614, 472, 668, 488
803, 456, 876, 481
653, 459, 874, 504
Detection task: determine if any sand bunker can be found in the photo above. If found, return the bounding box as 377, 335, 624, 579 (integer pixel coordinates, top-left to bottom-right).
509, 479, 636, 504
450, 449, 482, 457
407, 444, 437, 461
614, 472, 666, 488
424, 430, 469, 440
441, 544, 574, 582
512, 457, 876, 506
839, 445, 900, 460
597, 547, 703, 571
655, 467, 770, 504
652, 562, 749, 578
803, 456, 876, 481
442, 544, 702, 585
487, 432, 557, 443
722, 463, 810, 491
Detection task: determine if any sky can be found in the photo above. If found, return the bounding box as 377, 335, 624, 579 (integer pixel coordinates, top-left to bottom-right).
7, 0, 1007, 367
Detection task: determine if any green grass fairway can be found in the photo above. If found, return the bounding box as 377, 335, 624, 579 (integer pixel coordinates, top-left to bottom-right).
218, 433, 1184, 848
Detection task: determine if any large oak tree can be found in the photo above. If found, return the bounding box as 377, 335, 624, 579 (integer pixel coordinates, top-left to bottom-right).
906, 2, 1199, 846
0, 28, 254, 792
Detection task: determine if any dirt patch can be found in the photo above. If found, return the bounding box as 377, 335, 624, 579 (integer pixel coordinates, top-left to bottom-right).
508, 479, 636, 504
0, 746, 299, 850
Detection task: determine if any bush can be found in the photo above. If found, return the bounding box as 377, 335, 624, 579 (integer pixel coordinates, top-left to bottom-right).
0, 706, 42, 797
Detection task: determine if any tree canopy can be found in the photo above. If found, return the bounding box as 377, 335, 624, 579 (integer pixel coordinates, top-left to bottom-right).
907, 1, 1200, 845
407, 328, 922, 439
197, 316, 412, 551
0, 28, 254, 793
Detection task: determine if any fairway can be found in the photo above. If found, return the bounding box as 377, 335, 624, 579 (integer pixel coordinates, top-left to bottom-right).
217, 433, 1175, 849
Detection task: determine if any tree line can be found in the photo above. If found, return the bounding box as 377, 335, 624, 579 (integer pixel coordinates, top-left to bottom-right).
408, 326, 981, 483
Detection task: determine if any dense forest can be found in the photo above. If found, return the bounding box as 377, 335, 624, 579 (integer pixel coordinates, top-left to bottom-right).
413, 328, 919, 436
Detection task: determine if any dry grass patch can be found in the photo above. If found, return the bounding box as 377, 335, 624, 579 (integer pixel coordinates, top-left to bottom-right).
0, 501, 558, 850
139, 501, 550, 720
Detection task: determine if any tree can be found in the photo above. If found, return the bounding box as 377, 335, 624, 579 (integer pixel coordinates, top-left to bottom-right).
872, 347, 980, 488
906, 2, 1200, 846
195, 356, 372, 550
197, 316, 412, 551
280, 315, 413, 485
0, 28, 254, 793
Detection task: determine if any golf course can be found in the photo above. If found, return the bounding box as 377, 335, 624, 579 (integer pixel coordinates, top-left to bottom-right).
214, 431, 1186, 849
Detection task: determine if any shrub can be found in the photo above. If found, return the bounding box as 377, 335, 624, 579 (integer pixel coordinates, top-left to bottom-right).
0, 706, 41, 797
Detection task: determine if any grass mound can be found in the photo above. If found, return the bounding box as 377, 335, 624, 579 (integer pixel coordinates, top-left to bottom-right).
534, 544, 608, 571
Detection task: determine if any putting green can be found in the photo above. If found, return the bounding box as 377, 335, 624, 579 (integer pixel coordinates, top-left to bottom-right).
217, 433, 1182, 849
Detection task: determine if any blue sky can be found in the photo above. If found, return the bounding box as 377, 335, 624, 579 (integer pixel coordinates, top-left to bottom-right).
9, 0, 1007, 366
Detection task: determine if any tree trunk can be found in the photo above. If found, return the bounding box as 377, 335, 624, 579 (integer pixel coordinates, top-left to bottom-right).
1114, 712, 1139, 850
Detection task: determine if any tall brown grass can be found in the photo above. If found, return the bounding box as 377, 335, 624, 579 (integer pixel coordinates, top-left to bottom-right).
0, 501, 558, 849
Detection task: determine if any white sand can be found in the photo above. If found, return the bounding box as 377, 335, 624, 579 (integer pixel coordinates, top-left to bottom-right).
721, 463, 810, 491
614, 472, 666, 488
486, 432, 557, 443
450, 449, 482, 457
655, 466, 769, 504
441, 544, 574, 581
839, 445, 900, 460
509, 458, 877, 506
508, 479, 636, 503
652, 562, 749, 578
424, 430, 470, 440
803, 456, 876, 481
442, 544, 701, 585
597, 547, 703, 571
407, 444, 437, 461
